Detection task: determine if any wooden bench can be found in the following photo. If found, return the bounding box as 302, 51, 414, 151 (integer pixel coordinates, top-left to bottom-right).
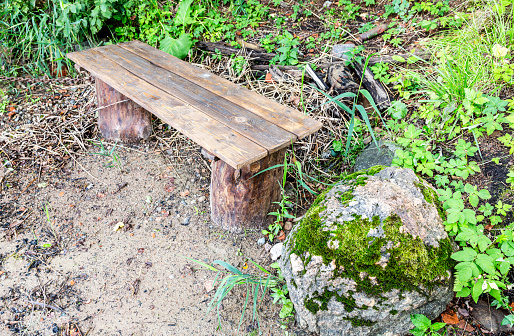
67, 40, 322, 232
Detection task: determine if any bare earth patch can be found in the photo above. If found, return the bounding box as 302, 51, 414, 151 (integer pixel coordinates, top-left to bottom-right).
0, 145, 291, 335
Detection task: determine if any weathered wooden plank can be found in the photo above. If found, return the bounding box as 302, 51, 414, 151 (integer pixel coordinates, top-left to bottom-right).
118, 40, 323, 139
96, 45, 295, 153
67, 49, 268, 169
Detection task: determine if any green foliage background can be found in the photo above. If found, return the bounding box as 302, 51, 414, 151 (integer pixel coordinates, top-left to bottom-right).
0, 0, 269, 76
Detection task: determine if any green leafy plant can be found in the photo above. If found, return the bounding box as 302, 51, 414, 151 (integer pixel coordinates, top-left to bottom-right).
499, 133, 514, 154
269, 262, 294, 319
159, 0, 195, 59
264, 155, 296, 241
409, 314, 446, 336
271, 31, 300, 65
387, 100, 408, 120
370, 62, 391, 83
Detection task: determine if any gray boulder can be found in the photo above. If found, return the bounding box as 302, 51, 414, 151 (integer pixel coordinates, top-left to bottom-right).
279, 166, 454, 336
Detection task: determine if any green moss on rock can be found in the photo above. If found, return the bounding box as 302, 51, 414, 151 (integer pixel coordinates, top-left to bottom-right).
293, 167, 453, 315
416, 180, 446, 221
345, 317, 376, 327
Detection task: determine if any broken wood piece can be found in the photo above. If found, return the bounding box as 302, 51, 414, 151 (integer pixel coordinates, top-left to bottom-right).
210, 149, 286, 232
351, 62, 390, 109
358, 24, 387, 42
236, 37, 265, 52
305, 64, 328, 90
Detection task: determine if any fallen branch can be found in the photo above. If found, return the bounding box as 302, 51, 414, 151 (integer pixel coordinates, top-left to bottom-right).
196, 41, 278, 62
249, 52, 431, 71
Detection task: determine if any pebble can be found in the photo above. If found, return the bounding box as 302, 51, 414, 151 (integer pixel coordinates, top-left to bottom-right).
284, 221, 293, 230
181, 216, 191, 226
270, 243, 284, 261
257, 237, 265, 245
198, 196, 206, 203
264, 243, 272, 252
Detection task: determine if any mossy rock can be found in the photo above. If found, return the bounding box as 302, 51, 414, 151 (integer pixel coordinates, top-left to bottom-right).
279, 166, 454, 336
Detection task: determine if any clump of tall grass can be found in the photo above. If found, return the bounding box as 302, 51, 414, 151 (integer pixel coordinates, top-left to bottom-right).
0, 0, 100, 77
412, 0, 513, 103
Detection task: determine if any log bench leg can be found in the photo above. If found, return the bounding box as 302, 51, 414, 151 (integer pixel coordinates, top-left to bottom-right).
95, 78, 152, 143
210, 149, 286, 232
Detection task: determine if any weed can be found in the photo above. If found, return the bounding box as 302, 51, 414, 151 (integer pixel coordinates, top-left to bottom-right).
409, 314, 446, 335
183, 256, 292, 332
89, 140, 122, 170
43, 203, 59, 244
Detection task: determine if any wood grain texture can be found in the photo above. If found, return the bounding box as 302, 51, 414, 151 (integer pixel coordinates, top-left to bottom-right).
96, 78, 152, 142
96, 45, 294, 153
210, 148, 286, 232
67, 49, 267, 169
118, 40, 323, 139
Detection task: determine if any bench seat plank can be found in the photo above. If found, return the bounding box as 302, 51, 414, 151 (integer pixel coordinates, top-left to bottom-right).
67, 49, 268, 169
95, 45, 295, 153
118, 40, 322, 139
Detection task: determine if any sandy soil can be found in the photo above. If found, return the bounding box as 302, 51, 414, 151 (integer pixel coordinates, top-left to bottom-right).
0, 143, 297, 336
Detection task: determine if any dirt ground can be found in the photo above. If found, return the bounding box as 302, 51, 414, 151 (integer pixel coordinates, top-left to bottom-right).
0, 141, 299, 336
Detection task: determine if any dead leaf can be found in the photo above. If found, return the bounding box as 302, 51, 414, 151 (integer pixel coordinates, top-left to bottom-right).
59, 191, 65, 197
265, 72, 274, 84
277, 230, 286, 241
69, 280, 75, 286
442, 311, 459, 325
456, 319, 474, 332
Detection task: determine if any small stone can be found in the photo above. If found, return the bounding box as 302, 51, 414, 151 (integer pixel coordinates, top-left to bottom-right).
264, 243, 272, 252
198, 196, 206, 203
204, 280, 215, 292
270, 243, 284, 261
181, 216, 191, 226
257, 237, 266, 245
332, 43, 356, 58
284, 221, 293, 230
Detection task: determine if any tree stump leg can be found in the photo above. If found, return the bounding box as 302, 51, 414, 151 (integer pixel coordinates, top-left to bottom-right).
210, 149, 286, 232
95, 78, 152, 143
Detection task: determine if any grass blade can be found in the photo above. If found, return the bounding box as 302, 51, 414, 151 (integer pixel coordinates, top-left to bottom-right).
213, 260, 243, 275
181, 255, 219, 272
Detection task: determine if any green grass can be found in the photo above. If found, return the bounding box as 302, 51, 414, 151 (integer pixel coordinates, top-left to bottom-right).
412, 0, 514, 103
